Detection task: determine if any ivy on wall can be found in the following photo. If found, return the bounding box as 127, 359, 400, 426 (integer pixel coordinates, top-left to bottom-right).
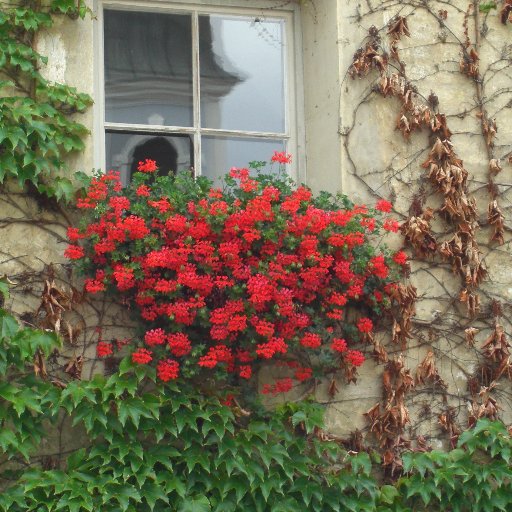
0, 1, 511, 511
0, 307, 511, 512
0, 0, 92, 200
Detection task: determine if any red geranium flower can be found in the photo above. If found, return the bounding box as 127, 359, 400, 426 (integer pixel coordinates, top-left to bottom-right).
64, 245, 84, 260
271, 151, 292, 164
376, 199, 393, 212
137, 159, 158, 173
96, 341, 113, 358
393, 250, 408, 265
132, 348, 153, 364
157, 359, 179, 381
357, 317, 373, 333
345, 350, 365, 367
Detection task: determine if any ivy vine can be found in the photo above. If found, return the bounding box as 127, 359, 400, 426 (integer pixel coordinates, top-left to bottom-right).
0, 306, 511, 512
0, 0, 92, 200
0, 2, 511, 511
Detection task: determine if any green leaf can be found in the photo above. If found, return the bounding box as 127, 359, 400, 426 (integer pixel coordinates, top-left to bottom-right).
117, 397, 153, 428
109, 484, 141, 510
0, 310, 19, 338
162, 476, 186, 498
119, 356, 135, 375
379, 484, 399, 505
351, 452, 372, 476
0, 381, 19, 401
0, 280, 9, 301
178, 496, 211, 512
67, 448, 86, 471
142, 482, 169, 511
0, 429, 18, 452
479, 1, 497, 13
53, 177, 76, 202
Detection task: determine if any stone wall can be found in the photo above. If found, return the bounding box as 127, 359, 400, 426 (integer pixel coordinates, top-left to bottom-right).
2, 0, 511, 451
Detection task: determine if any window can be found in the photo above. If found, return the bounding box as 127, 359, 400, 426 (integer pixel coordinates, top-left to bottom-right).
95, 1, 301, 185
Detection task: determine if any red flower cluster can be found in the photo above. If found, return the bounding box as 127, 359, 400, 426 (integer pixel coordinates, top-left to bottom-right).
66, 157, 403, 391
393, 250, 408, 265
97, 341, 113, 358
137, 159, 158, 173
376, 199, 393, 213
357, 317, 374, 333
157, 359, 179, 381
262, 377, 294, 395
345, 350, 365, 367
271, 151, 292, 164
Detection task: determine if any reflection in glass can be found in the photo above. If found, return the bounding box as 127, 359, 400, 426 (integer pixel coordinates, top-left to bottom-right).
104, 10, 193, 127
106, 132, 193, 186
200, 15, 285, 133
201, 136, 285, 185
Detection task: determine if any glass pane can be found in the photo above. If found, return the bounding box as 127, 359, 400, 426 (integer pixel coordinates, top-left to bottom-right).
106, 131, 193, 186
104, 10, 193, 127
199, 15, 285, 133
201, 135, 285, 185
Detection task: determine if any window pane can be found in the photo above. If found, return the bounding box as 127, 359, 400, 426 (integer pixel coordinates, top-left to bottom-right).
199, 15, 285, 133
106, 132, 193, 186
201, 135, 285, 185
104, 10, 193, 127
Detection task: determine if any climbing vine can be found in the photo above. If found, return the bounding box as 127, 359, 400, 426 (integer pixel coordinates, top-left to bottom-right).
0, 1, 511, 509
1, 310, 511, 511
0, 0, 92, 200
341, 0, 512, 471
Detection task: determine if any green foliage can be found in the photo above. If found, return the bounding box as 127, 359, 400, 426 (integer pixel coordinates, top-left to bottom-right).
392, 420, 512, 511
0, 337, 380, 511
0, 0, 92, 199
479, 2, 497, 13
0, 317, 511, 511
0, 310, 61, 461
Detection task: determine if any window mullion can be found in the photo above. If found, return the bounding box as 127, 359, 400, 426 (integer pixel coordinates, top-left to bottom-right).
192, 10, 201, 177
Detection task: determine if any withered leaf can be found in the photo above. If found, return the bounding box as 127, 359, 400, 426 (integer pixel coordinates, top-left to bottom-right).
489, 159, 502, 174
500, 0, 512, 24
465, 327, 479, 346
64, 355, 83, 380
488, 200, 505, 245
415, 351, 447, 388
327, 378, 339, 398
387, 16, 410, 40
34, 350, 47, 379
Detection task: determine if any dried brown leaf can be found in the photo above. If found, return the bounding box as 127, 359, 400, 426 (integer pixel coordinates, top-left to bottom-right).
64, 355, 83, 380
489, 159, 502, 174
465, 327, 479, 346
500, 0, 512, 24
387, 16, 410, 40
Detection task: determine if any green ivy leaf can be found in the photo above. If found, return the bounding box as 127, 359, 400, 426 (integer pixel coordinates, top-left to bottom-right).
0, 310, 19, 339
479, 2, 497, 13
379, 484, 399, 505
142, 482, 169, 511
117, 397, 153, 428
178, 496, 211, 512
66, 448, 87, 471
0, 429, 18, 452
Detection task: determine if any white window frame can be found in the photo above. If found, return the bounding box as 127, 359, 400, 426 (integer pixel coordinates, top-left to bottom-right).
93, 0, 305, 183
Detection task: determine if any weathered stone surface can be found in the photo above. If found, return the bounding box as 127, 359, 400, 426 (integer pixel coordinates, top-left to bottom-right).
2, 0, 511, 448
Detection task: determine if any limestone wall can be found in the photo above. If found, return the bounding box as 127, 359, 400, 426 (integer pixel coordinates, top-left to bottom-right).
329, 0, 512, 441
2, 0, 511, 452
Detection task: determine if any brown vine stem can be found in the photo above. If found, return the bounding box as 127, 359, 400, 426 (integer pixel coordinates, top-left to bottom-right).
466, 2, 505, 245
472, 0, 493, 162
